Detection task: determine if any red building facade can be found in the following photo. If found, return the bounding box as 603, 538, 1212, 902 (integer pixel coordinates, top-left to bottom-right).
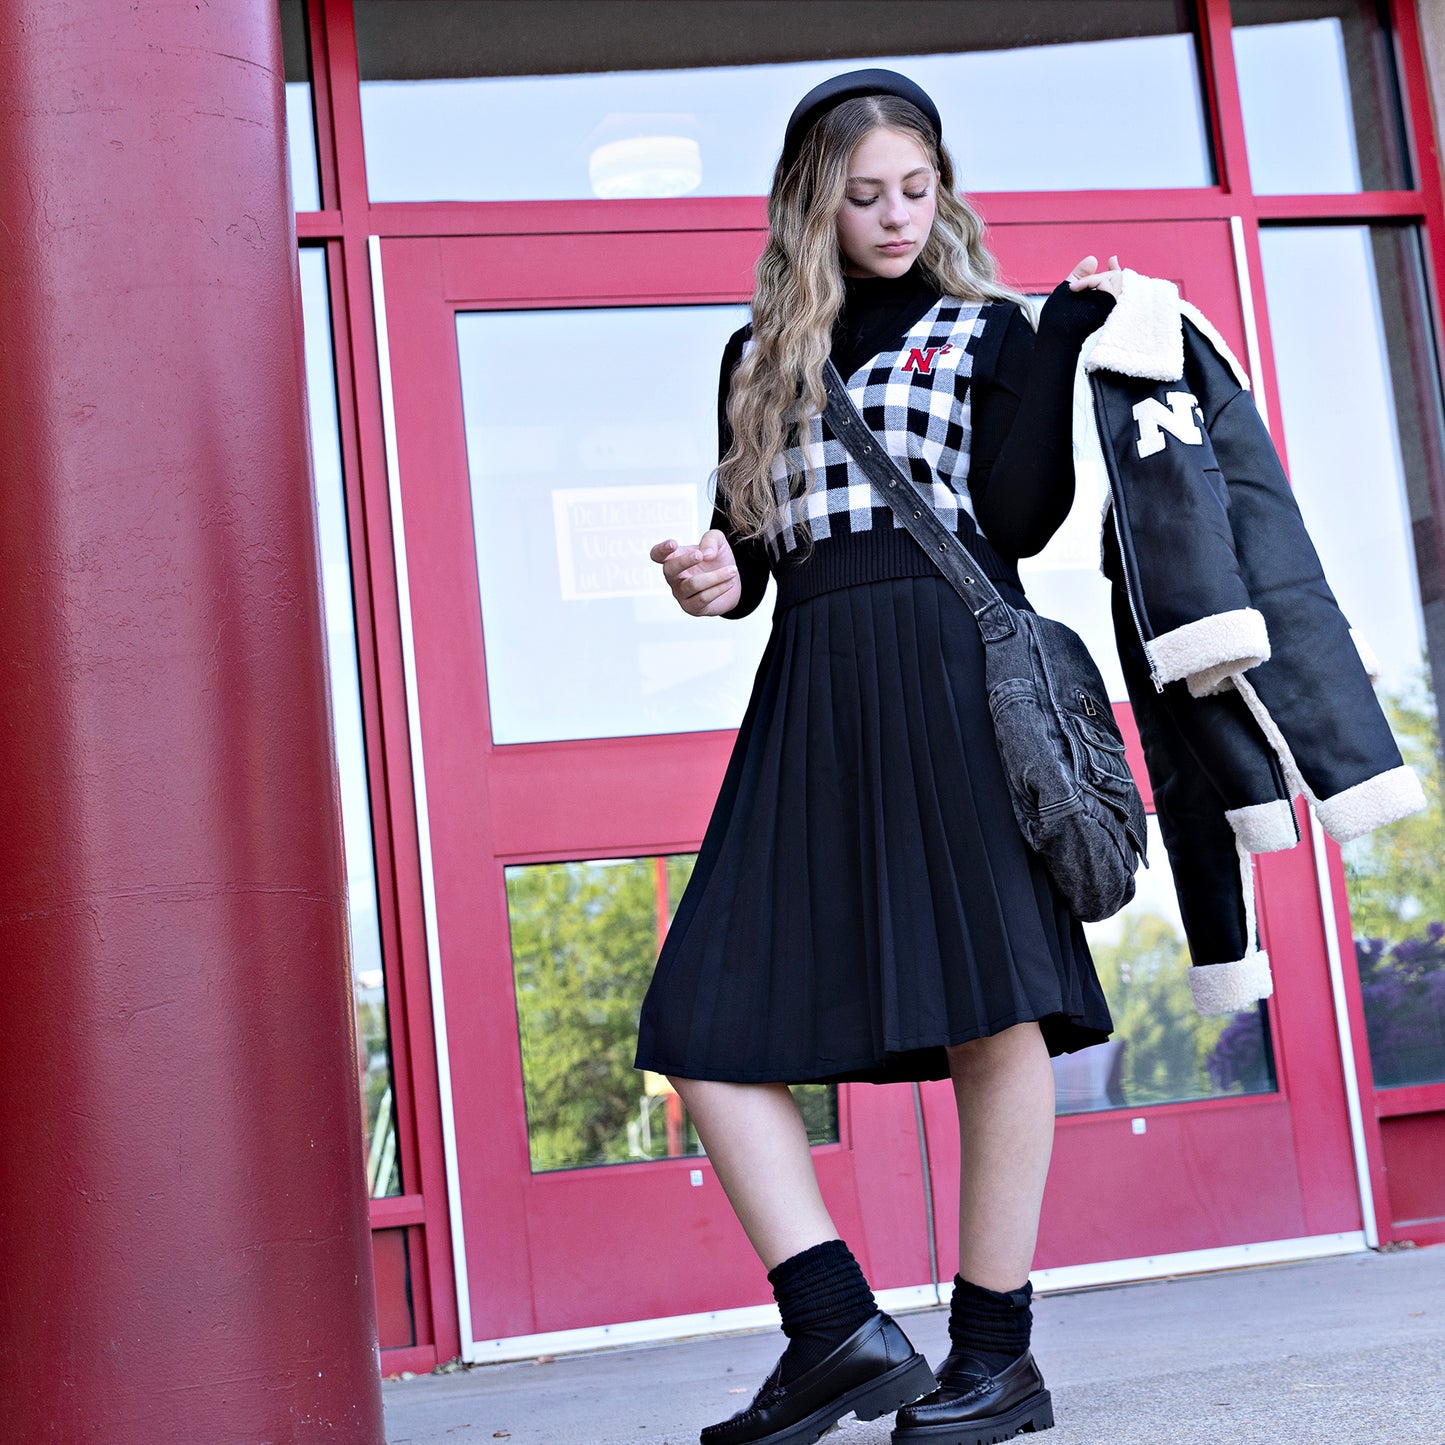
5, 1, 1445, 1420
290, 0, 1445, 1373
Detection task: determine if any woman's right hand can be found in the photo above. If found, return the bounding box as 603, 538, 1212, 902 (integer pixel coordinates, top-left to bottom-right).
650, 530, 742, 616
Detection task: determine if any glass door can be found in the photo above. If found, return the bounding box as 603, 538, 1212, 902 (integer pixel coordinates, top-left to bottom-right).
915, 220, 1368, 1276
377, 218, 1368, 1349
377, 230, 936, 1347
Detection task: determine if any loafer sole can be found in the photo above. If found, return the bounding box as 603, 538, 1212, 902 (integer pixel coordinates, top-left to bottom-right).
719, 1351, 937, 1445
890, 1387, 1054, 1445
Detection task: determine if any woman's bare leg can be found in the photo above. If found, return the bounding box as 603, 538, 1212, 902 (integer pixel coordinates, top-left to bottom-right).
946, 1021, 1056, 1290
669, 1077, 837, 1270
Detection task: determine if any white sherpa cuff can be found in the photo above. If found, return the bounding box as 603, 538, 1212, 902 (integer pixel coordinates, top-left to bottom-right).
1190, 951, 1274, 1015
1186, 667, 1237, 698
1226, 799, 1299, 854
1315, 765, 1427, 843
1146, 608, 1270, 693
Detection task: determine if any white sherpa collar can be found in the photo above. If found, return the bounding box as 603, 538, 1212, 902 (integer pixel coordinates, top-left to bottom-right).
1080, 268, 1185, 381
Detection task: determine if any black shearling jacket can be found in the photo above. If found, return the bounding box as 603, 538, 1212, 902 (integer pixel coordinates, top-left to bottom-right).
1074, 271, 1426, 1014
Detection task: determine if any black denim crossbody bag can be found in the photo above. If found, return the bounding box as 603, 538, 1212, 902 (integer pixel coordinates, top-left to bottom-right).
821, 359, 1147, 922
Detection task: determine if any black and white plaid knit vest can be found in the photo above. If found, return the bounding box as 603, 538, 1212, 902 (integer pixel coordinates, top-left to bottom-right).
748, 296, 1023, 607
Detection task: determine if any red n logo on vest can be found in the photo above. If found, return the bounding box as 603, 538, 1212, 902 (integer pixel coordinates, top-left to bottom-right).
902, 342, 953, 374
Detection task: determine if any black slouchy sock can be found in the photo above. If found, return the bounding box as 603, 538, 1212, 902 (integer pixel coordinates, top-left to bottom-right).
767, 1238, 879, 1384
946, 1274, 1033, 1376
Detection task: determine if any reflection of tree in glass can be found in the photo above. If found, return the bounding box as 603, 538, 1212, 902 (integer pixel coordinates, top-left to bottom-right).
1354, 928, 1445, 1088
1207, 1009, 1274, 1095
356, 994, 399, 1195
509, 858, 664, 1172
508, 855, 838, 1172
665, 854, 694, 927
792, 1084, 838, 1144
1344, 668, 1444, 941
1341, 666, 1445, 1089
1089, 911, 1271, 1105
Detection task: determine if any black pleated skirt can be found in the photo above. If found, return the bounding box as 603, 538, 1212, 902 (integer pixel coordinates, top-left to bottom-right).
634, 574, 1113, 1085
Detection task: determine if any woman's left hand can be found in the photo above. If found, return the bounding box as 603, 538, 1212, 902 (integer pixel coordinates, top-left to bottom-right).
1067, 254, 1124, 300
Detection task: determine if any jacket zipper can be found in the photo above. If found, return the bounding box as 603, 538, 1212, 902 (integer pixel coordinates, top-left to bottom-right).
1090, 373, 1164, 695
1109, 498, 1164, 694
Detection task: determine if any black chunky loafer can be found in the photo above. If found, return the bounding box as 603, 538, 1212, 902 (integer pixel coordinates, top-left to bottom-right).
699, 1311, 937, 1445
890, 1348, 1054, 1444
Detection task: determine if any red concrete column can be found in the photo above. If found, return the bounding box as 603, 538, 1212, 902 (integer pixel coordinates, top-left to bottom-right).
0, 4, 385, 1441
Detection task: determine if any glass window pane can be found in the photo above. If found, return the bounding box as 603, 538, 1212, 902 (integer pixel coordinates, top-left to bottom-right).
1259, 225, 1445, 1090
372, 1228, 418, 1349
1055, 815, 1277, 1113
355, 0, 1212, 201
506, 855, 838, 1173
457, 304, 774, 744
1233, 1, 1410, 194
300, 249, 402, 1193
281, 0, 322, 211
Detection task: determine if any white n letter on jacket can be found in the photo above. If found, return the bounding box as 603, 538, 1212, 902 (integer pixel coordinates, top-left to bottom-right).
1133, 391, 1203, 457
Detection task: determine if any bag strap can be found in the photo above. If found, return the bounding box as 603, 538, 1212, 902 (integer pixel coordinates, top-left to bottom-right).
821, 359, 1016, 643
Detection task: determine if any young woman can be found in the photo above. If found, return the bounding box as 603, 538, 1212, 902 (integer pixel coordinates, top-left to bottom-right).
636, 69, 1122, 1445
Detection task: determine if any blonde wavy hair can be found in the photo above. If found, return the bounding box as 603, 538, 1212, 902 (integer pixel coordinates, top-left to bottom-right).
718, 94, 1029, 544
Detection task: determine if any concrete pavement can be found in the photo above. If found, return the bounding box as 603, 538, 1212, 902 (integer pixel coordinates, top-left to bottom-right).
383, 1246, 1445, 1445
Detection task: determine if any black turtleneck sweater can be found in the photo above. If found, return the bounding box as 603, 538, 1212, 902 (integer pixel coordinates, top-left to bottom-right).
712, 266, 1116, 619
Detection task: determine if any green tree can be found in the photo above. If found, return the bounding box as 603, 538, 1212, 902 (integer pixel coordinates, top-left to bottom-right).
508, 859, 664, 1171
1337, 665, 1445, 1085
1088, 911, 1239, 1104
1342, 669, 1445, 943
508, 854, 837, 1172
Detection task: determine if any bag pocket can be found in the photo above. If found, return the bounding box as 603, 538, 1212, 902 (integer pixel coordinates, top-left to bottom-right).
987, 616, 1147, 919
1069, 712, 1131, 782
1064, 707, 1147, 853
987, 676, 1079, 845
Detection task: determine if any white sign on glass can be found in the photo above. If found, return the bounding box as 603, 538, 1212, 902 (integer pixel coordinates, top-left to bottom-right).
552, 484, 698, 601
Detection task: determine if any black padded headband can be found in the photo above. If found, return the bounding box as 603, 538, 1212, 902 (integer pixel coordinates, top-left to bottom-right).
779, 68, 943, 176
